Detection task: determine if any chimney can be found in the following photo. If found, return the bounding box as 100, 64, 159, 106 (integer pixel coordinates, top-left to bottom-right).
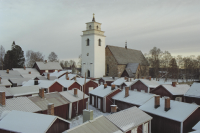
6, 69, 9, 74
149, 76, 151, 81
67, 77, 69, 80
129, 78, 132, 82
74, 77, 76, 81
45, 60, 47, 63
86, 102, 89, 110
124, 77, 126, 80
29, 71, 31, 74
125, 41, 127, 49
111, 84, 115, 90
0, 92, 5, 106
165, 97, 170, 111
112, 77, 115, 80
34, 80, 38, 85
47, 73, 50, 80
47, 103, 54, 115
83, 109, 93, 123
111, 105, 117, 113
154, 95, 160, 108
125, 87, 129, 97
74, 88, 78, 97
24, 66, 26, 70
66, 73, 68, 79
39, 88, 45, 98
104, 83, 107, 88
142, 77, 144, 79
172, 82, 177, 87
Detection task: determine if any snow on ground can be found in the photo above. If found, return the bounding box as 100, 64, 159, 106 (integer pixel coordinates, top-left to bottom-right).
69, 105, 110, 129
152, 78, 198, 85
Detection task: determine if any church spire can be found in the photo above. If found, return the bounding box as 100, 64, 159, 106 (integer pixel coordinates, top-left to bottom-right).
92, 13, 95, 22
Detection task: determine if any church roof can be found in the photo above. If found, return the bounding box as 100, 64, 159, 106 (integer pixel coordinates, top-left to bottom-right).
107, 45, 149, 66
126, 63, 139, 73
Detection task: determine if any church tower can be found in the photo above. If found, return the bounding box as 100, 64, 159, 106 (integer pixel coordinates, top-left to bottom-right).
81, 14, 105, 78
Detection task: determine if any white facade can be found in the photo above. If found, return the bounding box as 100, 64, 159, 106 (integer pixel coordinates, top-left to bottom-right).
81, 15, 105, 78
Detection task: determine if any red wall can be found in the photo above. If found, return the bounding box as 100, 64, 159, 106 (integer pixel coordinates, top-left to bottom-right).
47, 119, 70, 133
106, 89, 121, 112
151, 85, 173, 99
131, 80, 148, 92
49, 82, 63, 92
185, 96, 200, 105
78, 98, 88, 115
68, 82, 81, 91
83, 80, 98, 95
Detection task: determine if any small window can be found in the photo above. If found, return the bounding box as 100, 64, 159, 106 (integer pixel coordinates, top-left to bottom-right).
87, 53, 89, 56
87, 39, 89, 46
89, 25, 91, 29
98, 39, 101, 46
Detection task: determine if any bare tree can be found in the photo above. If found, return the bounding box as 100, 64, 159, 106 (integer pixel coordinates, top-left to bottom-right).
168, 58, 178, 80
0, 45, 5, 70
48, 52, 58, 62
160, 51, 172, 81
26, 50, 45, 67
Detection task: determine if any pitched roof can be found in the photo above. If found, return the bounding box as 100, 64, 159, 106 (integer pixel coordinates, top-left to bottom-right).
50, 70, 68, 78
59, 74, 80, 80
0, 70, 22, 79
0, 97, 42, 117
134, 79, 160, 89
100, 77, 119, 82
124, 68, 135, 78
12, 68, 40, 78
0, 87, 12, 97
189, 130, 200, 133
105, 107, 152, 132
23, 80, 61, 88
9, 78, 31, 86
64, 115, 122, 133
126, 63, 139, 73
28, 92, 70, 110
54, 79, 76, 88
0, 110, 70, 133
89, 85, 120, 98
107, 45, 148, 65
34, 61, 62, 70
139, 97, 199, 122
185, 83, 200, 98
112, 77, 127, 86
0, 79, 12, 87
60, 89, 89, 102
159, 84, 190, 95
75, 78, 91, 86
112, 90, 155, 106
193, 121, 200, 131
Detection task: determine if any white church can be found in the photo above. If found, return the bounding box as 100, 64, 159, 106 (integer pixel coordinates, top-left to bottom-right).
81, 14, 105, 78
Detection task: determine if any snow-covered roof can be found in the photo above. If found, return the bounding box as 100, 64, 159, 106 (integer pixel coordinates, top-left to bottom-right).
0, 70, 23, 79
50, 70, 68, 78
13, 68, 40, 78
0, 97, 42, 117
89, 85, 120, 98
193, 121, 200, 131
0, 87, 12, 97
135, 79, 160, 88
100, 77, 119, 81
3, 85, 40, 97
54, 79, 75, 88
112, 77, 127, 86
35, 61, 62, 70
124, 79, 138, 87
106, 107, 152, 132
160, 84, 190, 95
185, 83, 200, 98
9, 78, 31, 86
59, 74, 80, 80
64, 115, 122, 133
0, 79, 12, 86
23, 80, 61, 88
28, 92, 70, 110
75, 78, 91, 86
60, 89, 89, 102
112, 90, 155, 106
139, 98, 199, 122
189, 130, 200, 133
0, 110, 70, 133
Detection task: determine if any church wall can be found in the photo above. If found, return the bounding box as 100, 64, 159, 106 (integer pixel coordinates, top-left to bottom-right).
117, 65, 126, 77
105, 46, 118, 77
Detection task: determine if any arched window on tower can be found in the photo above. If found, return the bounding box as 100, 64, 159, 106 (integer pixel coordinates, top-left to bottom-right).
87, 39, 90, 46
98, 39, 101, 46
89, 25, 91, 29
97, 25, 98, 29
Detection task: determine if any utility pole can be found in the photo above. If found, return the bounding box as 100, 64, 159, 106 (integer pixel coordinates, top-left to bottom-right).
83, 72, 86, 111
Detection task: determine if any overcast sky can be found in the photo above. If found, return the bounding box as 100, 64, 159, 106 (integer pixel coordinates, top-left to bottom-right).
1, 0, 200, 61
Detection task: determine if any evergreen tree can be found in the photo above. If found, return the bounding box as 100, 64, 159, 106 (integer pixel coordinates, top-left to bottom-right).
169, 58, 178, 80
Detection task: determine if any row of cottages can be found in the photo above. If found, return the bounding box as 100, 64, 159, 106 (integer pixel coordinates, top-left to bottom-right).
98, 77, 119, 86
89, 84, 121, 113
151, 82, 190, 102
33, 61, 62, 75
0, 85, 40, 99
139, 96, 200, 133
112, 87, 155, 110
55, 79, 82, 91
184, 82, 200, 105
64, 107, 152, 133
0, 110, 70, 133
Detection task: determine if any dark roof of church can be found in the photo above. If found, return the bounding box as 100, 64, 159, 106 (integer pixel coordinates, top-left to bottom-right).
125, 68, 135, 78
107, 45, 149, 66
126, 63, 139, 73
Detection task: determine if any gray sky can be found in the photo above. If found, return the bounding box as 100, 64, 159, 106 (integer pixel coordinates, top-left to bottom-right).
1, 0, 200, 61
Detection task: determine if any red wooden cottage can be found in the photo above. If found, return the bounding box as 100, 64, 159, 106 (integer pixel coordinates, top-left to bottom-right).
89, 84, 121, 113
139, 96, 200, 133
151, 82, 190, 101
184, 83, 200, 105
60, 88, 89, 119
112, 87, 155, 110
98, 77, 119, 86
55, 79, 82, 91
0, 110, 70, 133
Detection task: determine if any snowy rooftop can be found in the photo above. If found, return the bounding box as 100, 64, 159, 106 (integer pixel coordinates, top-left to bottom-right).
136, 79, 160, 88
100, 77, 119, 81
75, 78, 91, 86
193, 121, 200, 131
124, 79, 138, 87
9, 78, 31, 86
64, 115, 122, 133
0, 79, 12, 86
0, 70, 23, 79
0, 87, 12, 97
105, 107, 152, 132
112, 90, 155, 106
50, 70, 68, 78
139, 98, 199, 122
23, 80, 60, 88
55, 79, 75, 88
189, 130, 200, 133
35, 61, 62, 70
60, 89, 89, 102
59, 74, 80, 80
0, 110, 69, 133
13, 68, 40, 78
185, 83, 200, 98
0, 97, 42, 117
112, 77, 127, 86
89, 85, 120, 98
161, 84, 190, 95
